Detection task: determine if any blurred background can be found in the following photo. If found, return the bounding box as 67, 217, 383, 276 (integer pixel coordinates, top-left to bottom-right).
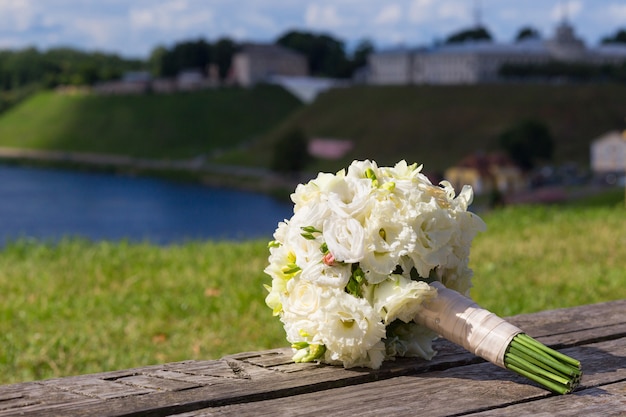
0, 0, 625, 243
0, 0, 625, 384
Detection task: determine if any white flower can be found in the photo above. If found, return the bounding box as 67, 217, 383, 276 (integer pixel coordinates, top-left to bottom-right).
367, 275, 437, 324
326, 176, 373, 220
325, 340, 387, 369
300, 256, 352, 288
409, 201, 458, 277
291, 172, 335, 211
313, 289, 386, 366
322, 216, 366, 263
361, 199, 414, 281
284, 278, 325, 318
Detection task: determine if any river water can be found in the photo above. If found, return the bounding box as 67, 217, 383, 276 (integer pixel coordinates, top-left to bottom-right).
0, 164, 293, 246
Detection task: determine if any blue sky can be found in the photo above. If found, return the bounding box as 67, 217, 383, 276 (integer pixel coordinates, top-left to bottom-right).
0, 1, 624, 58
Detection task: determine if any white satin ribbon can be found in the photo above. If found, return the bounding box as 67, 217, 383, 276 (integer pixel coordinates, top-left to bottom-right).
414, 281, 522, 368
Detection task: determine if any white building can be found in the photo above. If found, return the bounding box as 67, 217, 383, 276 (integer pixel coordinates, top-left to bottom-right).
590, 131, 626, 175
231, 43, 309, 87
369, 22, 626, 85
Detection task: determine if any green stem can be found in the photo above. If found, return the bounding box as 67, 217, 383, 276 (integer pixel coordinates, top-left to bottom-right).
516, 333, 581, 369
504, 333, 582, 394
506, 362, 570, 395
505, 352, 570, 385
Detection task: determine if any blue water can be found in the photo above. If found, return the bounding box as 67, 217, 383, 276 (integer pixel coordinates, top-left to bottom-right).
0, 164, 293, 245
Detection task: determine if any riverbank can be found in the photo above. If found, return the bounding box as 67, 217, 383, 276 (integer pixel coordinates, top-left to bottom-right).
0, 146, 304, 201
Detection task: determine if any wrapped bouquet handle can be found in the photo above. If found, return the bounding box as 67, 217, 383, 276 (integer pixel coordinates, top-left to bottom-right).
416, 282, 582, 394
415, 282, 521, 368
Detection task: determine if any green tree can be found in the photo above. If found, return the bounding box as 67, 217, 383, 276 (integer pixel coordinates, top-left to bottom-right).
515, 26, 541, 42
351, 39, 374, 70
213, 38, 238, 80
498, 120, 554, 170
445, 26, 493, 44
148, 45, 169, 77
276, 31, 351, 78
601, 28, 626, 44
271, 128, 311, 173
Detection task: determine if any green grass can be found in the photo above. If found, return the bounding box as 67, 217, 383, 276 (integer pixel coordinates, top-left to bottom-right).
0, 84, 302, 159
1, 204, 625, 385
0, 239, 285, 384
470, 205, 626, 315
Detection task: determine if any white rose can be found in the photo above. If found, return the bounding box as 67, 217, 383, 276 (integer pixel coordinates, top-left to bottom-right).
368, 275, 437, 324
300, 258, 352, 288
322, 216, 366, 263
291, 172, 336, 211
409, 201, 457, 277
326, 176, 373, 220
284, 278, 325, 318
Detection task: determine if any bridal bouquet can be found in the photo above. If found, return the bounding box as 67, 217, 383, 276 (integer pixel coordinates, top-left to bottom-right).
264, 160, 581, 394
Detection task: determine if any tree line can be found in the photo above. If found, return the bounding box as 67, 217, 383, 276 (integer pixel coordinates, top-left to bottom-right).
0, 30, 373, 93
1, 25, 625, 95
0, 48, 144, 91
147, 31, 373, 80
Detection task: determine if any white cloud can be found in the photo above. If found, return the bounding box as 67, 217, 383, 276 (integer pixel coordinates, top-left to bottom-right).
437, 1, 470, 22
375, 4, 402, 25
408, 0, 435, 23
240, 12, 279, 33
71, 17, 121, 47
598, 3, 626, 25
305, 3, 344, 29
129, 0, 213, 32
550, 0, 582, 22
0, 0, 38, 31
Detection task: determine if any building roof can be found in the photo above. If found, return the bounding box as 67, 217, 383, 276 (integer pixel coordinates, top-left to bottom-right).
373, 21, 626, 61
237, 43, 306, 59
425, 40, 548, 56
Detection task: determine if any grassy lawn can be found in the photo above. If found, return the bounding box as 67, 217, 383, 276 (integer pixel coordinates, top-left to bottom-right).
1, 203, 625, 385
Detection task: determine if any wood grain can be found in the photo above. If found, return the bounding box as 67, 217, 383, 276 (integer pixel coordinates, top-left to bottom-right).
0, 300, 624, 417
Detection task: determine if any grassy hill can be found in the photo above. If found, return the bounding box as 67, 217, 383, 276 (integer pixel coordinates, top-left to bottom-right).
229, 83, 626, 174
2, 83, 626, 181
0, 85, 302, 159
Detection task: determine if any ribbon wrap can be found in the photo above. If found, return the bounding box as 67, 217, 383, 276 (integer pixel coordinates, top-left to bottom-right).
414, 282, 522, 368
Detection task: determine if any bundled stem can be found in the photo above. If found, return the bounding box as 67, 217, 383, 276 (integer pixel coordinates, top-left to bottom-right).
504, 333, 582, 394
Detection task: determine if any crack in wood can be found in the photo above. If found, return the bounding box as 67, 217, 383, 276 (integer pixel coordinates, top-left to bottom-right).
226, 361, 251, 379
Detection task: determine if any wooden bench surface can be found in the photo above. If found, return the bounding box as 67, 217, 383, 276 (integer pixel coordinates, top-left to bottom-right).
1, 299, 625, 416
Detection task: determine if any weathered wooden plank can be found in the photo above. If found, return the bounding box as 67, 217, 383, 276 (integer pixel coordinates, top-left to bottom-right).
114, 375, 200, 392
40, 377, 155, 399
0, 383, 99, 417
1, 300, 623, 417
466, 381, 626, 416
169, 337, 626, 417
505, 299, 626, 339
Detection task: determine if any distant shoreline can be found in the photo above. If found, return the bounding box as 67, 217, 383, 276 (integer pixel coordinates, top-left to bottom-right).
0, 146, 302, 200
